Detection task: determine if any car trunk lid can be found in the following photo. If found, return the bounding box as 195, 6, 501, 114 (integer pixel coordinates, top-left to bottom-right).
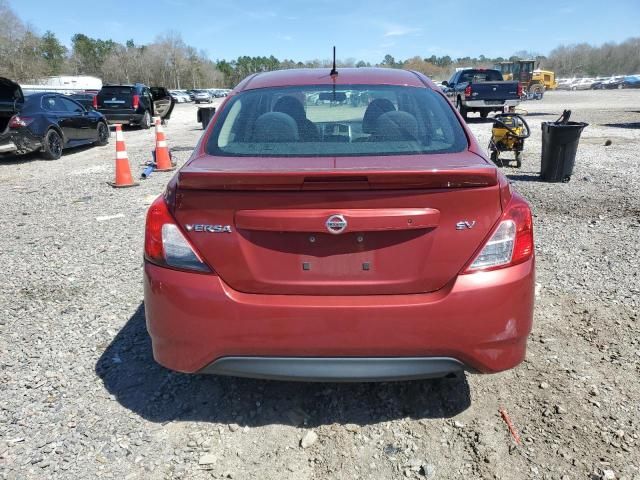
172, 153, 502, 295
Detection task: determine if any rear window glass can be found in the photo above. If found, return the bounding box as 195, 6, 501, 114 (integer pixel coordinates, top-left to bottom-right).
459, 70, 503, 83
206, 85, 467, 157
99, 87, 133, 96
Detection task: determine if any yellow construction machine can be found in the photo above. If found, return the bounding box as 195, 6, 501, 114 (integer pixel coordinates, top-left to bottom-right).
494, 60, 557, 94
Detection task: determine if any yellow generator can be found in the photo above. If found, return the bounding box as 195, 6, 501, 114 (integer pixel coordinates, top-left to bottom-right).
488, 113, 531, 168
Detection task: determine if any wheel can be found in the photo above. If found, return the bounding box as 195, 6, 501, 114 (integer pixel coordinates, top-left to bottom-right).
515, 151, 523, 168
490, 150, 500, 166
529, 83, 545, 95
456, 98, 467, 120
140, 110, 151, 129
480, 109, 489, 119
571, 86, 577, 91
96, 122, 109, 146
42, 129, 63, 160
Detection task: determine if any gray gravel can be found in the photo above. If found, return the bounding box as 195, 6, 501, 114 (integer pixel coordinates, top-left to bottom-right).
1, 90, 639, 479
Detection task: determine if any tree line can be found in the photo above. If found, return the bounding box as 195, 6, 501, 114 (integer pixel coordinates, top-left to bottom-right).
1, 0, 638, 90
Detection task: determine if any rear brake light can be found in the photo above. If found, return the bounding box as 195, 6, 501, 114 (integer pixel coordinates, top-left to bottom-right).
8, 115, 34, 128
463, 198, 533, 273
464, 84, 472, 97
132, 94, 140, 109
144, 196, 211, 273
517, 83, 523, 97
92, 95, 98, 109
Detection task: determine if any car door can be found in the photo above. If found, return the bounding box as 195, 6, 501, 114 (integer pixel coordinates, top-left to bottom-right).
150, 87, 175, 120
445, 72, 458, 101
42, 95, 76, 142
59, 97, 97, 142
142, 87, 154, 116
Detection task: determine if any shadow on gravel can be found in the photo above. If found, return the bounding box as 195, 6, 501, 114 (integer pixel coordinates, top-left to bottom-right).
96, 304, 471, 426
600, 122, 640, 129
506, 173, 542, 182
0, 143, 99, 165
464, 117, 493, 124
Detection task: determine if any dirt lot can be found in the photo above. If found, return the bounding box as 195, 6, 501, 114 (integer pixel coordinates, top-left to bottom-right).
1, 90, 639, 480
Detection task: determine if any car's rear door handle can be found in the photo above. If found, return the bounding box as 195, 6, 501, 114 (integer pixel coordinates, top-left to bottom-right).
235, 208, 440, 233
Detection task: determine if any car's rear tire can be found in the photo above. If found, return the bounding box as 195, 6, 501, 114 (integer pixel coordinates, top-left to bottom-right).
42, 129, 63, 160
140, 110, 151, 129
456, 98, 468, 120
96, 121, 110, 146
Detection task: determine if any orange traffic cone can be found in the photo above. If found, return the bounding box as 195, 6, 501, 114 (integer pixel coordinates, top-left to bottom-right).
154, 118, 174, 172
108, 125, 139, 188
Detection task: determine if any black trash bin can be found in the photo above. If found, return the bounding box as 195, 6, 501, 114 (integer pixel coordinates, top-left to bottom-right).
540, 120, 588, 183
197, 107, 216, 129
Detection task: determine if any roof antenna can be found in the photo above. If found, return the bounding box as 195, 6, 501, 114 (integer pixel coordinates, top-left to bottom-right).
330, 46, 338, 77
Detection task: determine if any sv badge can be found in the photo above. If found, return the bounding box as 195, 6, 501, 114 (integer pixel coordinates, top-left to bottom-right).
456, 221, 476, 230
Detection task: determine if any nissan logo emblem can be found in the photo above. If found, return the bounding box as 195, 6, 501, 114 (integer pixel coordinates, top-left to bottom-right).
325, 214, 347, 234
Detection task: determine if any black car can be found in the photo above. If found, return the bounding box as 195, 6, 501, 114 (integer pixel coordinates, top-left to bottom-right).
0, 78, 109, 160
68, 93, 97, 110
96, 83, 174, 129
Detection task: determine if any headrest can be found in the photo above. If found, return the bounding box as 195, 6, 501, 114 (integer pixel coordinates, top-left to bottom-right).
362, 98, 395, 133
375, 111, 419, 141
273, 96, 306, 123
253, 112, 299, 143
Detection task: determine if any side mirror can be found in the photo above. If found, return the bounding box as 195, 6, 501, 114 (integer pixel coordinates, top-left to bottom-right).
441, 81, 449, 87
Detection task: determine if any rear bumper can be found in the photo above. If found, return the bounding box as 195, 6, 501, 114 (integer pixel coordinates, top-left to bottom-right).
201, 357, 465, 382
0, 131, 41, 155
144, 257, 535, 378
0, 139, 17, 153
465, 99, 520, 108
101, 113, 143, 125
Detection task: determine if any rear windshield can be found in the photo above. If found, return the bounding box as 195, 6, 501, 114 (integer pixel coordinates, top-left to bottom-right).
459, 70, 503, 83
206, 85, 467, 157
99, 86, 133, 97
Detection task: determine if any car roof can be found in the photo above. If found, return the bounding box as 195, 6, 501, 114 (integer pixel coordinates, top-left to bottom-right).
236, 68, 433, 91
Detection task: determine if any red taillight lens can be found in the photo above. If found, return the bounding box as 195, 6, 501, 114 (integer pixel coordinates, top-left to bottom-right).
132, 94, 140, 109
92, 95, 98, 109
8, 115, 34, 128
144, 196, 212, 273
510, 203, 533, 264
464, 84, 472, 97
517, 83, 523, 97
463, 196, 533, 273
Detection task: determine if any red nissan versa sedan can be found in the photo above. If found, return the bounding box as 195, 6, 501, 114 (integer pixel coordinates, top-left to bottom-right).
144, 68, 535, 382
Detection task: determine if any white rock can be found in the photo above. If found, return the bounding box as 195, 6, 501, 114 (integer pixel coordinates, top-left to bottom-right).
300, 430, 318, 449
198, 453, 217, 465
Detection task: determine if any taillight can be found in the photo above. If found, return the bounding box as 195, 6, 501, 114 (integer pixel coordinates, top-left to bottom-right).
132, 94, 140, 109
8, 115, 34, 128
144, 196, 212, 273
92, 95, 98, 109
464, 84, 472, 97
463, 196, 533, 273
517, 83, 523, 97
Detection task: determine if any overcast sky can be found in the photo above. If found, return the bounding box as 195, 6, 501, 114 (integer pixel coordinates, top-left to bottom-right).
12, 0, 640, 63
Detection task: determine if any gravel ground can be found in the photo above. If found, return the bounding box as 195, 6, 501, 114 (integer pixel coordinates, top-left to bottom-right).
1, 90, 639, 480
